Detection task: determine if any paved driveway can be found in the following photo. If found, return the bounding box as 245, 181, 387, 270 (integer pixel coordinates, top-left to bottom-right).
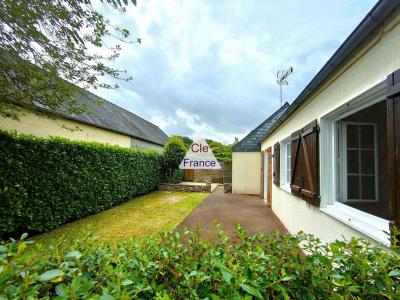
177, 186, 287, 242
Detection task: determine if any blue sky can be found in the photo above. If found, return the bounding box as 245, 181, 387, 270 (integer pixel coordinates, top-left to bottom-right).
94, 0, 377, 144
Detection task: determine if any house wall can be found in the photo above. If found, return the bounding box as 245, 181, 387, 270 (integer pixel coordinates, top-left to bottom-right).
131, 138, 163, 152
232, 152, 260, 194
261, 9, 400, 244
0, 109, 131, 148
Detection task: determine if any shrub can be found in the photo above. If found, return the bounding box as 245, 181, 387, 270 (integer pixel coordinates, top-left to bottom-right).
0, 227, 399, 299
163, 136, 186, 182
0, 130, 163, 237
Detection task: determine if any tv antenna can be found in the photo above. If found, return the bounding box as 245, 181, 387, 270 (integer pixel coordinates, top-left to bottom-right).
277, 67, 293, 107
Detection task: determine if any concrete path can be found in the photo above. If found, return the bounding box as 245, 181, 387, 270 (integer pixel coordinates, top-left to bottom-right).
177, 186, 287, 242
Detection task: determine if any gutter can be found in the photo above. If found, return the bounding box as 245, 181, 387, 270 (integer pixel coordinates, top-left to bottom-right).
260, 0, 400, 143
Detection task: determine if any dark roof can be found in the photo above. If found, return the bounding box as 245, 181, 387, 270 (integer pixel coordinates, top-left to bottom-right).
261, 0, 400, 143
233, 103, 289, 152
52, 89, 168, 146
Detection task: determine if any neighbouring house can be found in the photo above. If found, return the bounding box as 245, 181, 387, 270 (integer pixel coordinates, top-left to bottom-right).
232, 103, 289, 194
235, 0, 400, 247
0, 89, 168, 151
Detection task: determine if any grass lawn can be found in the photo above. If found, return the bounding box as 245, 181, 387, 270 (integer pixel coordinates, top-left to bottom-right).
34, 191, 208, 244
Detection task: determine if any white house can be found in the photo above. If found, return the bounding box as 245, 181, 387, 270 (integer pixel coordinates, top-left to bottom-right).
234, 0, 400, 247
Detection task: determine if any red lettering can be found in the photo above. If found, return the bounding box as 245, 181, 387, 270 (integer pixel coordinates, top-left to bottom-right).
191, 143, 199, 152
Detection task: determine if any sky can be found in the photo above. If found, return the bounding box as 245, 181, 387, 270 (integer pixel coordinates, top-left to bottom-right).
92, 0, 377, 144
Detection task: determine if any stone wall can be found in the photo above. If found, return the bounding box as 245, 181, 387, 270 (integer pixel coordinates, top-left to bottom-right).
158, 182, 211, 193
224, 183, 232, 193
191, 161, 225, 183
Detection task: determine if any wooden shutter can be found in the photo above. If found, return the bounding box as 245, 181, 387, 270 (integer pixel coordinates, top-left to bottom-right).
273, 142, 280, 186
387, 69, 400, 230
290, 120, 320, 206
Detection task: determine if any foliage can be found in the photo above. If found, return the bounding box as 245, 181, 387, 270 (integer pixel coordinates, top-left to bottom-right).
207, 139, 233, 162
180, 136, 193, 149
34, 191, 208, 244
0, 0, 136, 119
163, 136, 186, 182
1, 227, 399, 299
0, 130, 163, 237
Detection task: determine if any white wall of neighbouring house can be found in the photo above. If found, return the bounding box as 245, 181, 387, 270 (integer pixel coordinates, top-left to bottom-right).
131, 138, 163, 152
261, 8, 400, 245
0, 109, 132, 148
232, 152, 260, 194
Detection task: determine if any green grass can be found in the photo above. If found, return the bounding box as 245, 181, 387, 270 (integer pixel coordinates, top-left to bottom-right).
34, 191, 208, 244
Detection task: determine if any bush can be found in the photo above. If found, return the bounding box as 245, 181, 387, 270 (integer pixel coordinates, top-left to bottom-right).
0, 227, 399, 299
0, 130, 163, 237
163, 136, 186, 182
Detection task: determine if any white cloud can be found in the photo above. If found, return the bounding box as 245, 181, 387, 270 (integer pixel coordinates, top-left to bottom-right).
92, 0, 377, 144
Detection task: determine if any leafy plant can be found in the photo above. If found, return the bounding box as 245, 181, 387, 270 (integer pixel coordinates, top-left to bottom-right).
0, 0, 136, 119
163, 136, 186, 182
0, 130, 163, 237
0, 227, 399, 299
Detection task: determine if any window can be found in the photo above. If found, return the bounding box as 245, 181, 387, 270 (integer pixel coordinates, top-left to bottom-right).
319, 80, 390, 245
338, 122, 378, 203
280, 137, 292, 187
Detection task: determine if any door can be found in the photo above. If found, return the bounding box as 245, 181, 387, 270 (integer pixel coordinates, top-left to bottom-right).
267, 147, 273, 208
184, 169, 194, 182
262, 150, 267, 199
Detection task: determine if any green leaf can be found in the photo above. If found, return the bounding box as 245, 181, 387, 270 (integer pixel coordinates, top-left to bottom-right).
282, 275, 296, 281
66, 251, 82, 259
39, 269, 64, 282
55, 284, 69, 296
121, 279, 133, 286
389, 269, 400, 277
215, 262, 233, 285
239, 283, 263, 299
100, 294, 115, 300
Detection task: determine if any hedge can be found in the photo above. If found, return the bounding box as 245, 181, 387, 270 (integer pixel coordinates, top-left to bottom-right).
0, 130, 163, 237
0, 227, 399, 299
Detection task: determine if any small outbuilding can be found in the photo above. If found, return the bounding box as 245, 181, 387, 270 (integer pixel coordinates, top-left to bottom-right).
232, 103, 289, 195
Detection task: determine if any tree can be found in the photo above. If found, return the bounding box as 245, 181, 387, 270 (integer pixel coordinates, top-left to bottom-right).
0, 0, 137, 119
207, 139, 233, 162
163, 136, 186, 182
180, 136, 193, 149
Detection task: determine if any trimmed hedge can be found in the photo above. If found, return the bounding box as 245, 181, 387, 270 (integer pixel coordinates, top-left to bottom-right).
0, 228, 399, 299
0, 130, 163, 237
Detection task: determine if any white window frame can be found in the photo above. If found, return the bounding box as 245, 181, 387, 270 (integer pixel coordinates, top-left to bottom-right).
319, 80, 390, 246
279, 136, 292, 193
338, 121, 379, 203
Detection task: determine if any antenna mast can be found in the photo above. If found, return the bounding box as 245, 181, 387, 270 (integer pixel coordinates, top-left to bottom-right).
277, 67, 293, 106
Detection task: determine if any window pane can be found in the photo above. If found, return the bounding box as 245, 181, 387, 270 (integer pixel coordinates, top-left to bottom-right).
347, 150, 359, 174
347, 125, 359, 148
287, 169, 291, 183
361, 125, 374, 148
361, 150, 375, 174
361, 176, 375, 200
347, 175, 359, 199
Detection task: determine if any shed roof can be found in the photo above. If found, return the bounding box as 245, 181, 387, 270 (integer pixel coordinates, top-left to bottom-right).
233, 103, 289, 152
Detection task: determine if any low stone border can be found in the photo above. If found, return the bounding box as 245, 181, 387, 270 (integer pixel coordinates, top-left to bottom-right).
158, 182, 211, 193
224, 183, 232, 193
